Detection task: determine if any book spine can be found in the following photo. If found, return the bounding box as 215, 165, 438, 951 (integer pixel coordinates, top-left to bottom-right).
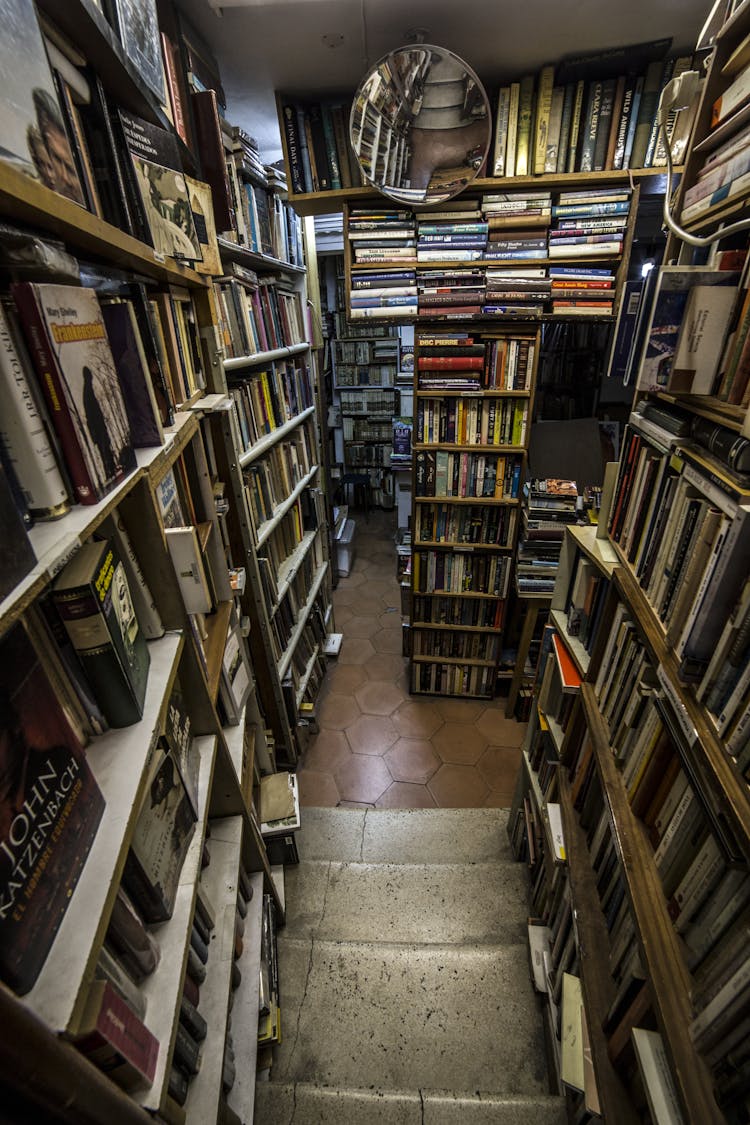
281, 104, 306, 194
295, 106, 314, 193
592, 79, 616, 171
515, 76, 535, 176
11, 283, 99, 505
505, 82, 521, 176
579, 81, 603, 173
533, 66, 555, 175
567, 80, 586, 173
493, 87, 511, 176
320, 103, 342, 190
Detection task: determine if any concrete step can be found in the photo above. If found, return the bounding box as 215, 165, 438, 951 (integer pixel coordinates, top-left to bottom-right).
255, 1084, 567, 1124
272, 937, 546, 1096
282, 860, 527, 945
296, 807, 512, 865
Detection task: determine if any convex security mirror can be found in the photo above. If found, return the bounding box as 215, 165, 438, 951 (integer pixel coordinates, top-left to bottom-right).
349, 45, 491, 205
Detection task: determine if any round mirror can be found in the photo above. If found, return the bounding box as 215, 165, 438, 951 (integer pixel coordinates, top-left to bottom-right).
349, 45, 491, 206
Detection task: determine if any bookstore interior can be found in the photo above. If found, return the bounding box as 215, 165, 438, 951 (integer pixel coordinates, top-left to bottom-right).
3, 0, 750, 1121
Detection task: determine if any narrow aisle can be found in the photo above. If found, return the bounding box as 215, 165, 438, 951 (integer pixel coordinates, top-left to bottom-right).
297, 507, 528, 808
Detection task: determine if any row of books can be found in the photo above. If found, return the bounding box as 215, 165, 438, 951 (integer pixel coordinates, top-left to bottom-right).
411, 593, 505, 630
242, 422, 316, 535
341, 418, 393, 443
411, 628, 500, 663
414, 449, 522, 501
338, 387, 397, 416
608, 418, 750, 734
214, 269, 308, 360
266, 538, 325, 664
227, 360, 313, 451
415, 396, 528, 448
256, 490, 323, 605
516, 479, 579, 595
563, 550, 611, 658
345, 443, 393, 468
416, 331, 535, 392
491, 47, 696, 179
410, 660, 495, 698
412, 550, 511, 598
414, 502, 517, 548
279, 98, 364, 194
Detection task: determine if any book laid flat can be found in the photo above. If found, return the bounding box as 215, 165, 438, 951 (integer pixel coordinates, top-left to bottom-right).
53, 538, 150, 728
0, 621, 105, 994
11, 283, 137, 505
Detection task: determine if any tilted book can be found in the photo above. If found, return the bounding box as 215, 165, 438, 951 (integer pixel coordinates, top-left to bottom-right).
11, 283, 137, 505
73, 979, 158, 1088
0, 621, 105, 994
53, 538, 150, 728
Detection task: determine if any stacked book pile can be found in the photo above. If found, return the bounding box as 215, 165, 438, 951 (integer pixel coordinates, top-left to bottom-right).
549, 188, 631, 259
416, 331, 486, 391
348, 208, 416, 263
549, 265, 617, 316
483, 191, 552, 263
417, 269, 486, 318
415, 200, 488, 264
349, 269, 417, 322
483, 267, 551, 317
517, 478, 579, 595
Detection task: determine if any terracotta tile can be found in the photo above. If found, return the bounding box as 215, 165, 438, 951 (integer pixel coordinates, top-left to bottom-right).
376, 782, 436, 809
477, 746, 522, 791
428, 764, 490, 808
352, 596, 385, 618
378, 610, 403, 630
345, 713, 398, 755
354, 680, 406, 716
341, 571, 366, 588
298, 769, 340, 807
362, 653, 408, 682
366, 578, 400, 600
317, 692, 361, 730
392, 701, 443, 739
337, 800, 376, 809
326, 663, 368, 695
434, 697, 487, 723
385, 738, 441, 783
483, 788, 516, 808
371, 629, 405, 654
334, 754, 393, 803
333, 604, 354, 626
475, 707, 527, 747
432, 722, 488, 765
301, 729, 353, 773
333, 586, 362, 606
343, 615, 382, 639
338, 638, 376, 665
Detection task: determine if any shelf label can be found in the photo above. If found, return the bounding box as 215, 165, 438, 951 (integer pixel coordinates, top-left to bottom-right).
657, 665, 698, 746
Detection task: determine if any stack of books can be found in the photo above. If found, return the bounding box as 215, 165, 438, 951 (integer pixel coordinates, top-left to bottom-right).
548, 189, 631, 263
415, 212, 488, 264
483, 267, 551, 316
416, 332, 486, 391
348, 208, 416, 264
517, 478, 579, 595
483, 191, 553, 229
417, 269, 486, 318
549, 266, 617, 316
349, 269, 418, 322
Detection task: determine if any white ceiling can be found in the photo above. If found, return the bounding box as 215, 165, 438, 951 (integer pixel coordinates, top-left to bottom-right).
177, 0, 711, 163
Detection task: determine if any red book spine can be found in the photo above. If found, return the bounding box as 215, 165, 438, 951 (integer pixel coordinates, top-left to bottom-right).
417, 356, 485, 370
76, 982, 159, 1085
190, 89, 234, 232
161, 34, 187, 145
11, 283, 99, 504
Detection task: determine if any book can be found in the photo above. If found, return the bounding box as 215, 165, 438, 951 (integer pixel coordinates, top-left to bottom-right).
12, 282, 137, 505
122, 746, 197, 923
73, 979, 158, 1089
0, 620, 105, 994
53, 538, 150, 728
631, 1028, 684, 1125
100, 299, 164, 448
0, 0, 86, 206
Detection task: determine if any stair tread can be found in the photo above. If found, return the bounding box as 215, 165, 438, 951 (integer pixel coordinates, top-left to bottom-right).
254, 1083, 567, 1124
297, 807, 512, 865
282, 860, 527, 945
273, 937, 546, 1096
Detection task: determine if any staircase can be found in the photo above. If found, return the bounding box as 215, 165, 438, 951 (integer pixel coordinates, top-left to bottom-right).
255, 808, 567, 1124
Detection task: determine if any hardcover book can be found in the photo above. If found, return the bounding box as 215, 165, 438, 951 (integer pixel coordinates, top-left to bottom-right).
0, 621, 105, 994
110, 0, 165, 103
0, 0, 85, 206
118, 110, 202, 263
53, 538, 151, 729
100, 299, 164, 447
11, 283, 137, 505
122, 746, 197, 923
74, 979, 158, 1089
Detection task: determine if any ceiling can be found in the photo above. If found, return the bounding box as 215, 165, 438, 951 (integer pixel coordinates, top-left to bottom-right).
177, 0, 712, 165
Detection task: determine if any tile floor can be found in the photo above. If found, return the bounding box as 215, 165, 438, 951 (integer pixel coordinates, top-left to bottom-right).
297, 507, 527, 809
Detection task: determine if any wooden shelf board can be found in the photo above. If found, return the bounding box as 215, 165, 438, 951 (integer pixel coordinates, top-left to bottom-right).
580, 682, 724, 1125
349, 257, 621, 271
557, 771, 641, 1125
23, 632, 184, 1034
223, 342, 310, 371
412, 622, 504, 634
224, 872, 265, 1122
649, 390, 747, 434
415, 389, 530, 397
0, 162, 205, 287
414, 495, 519, 506
136, 735, 218, 1113
254, 465, 320, 548
412, 655, 496, 667
411, 687, 493, 700
271, 529, 320, 616
412, 587, 507, 600
204, 601, 234, 704
196, 521, 214, 553
184, 816, 244, 1125
550, 609, 591, 678
217, 236, 306, 275
238, 406, 316, 468
568, 525, 618, 577
413, 443, 526, 454
277, 562, 328, 681
413, 540, 513, 551
295, 642, 323, 707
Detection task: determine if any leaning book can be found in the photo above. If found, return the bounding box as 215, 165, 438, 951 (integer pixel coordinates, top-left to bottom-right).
53, 539, 150, 728
0, 621, 105, 994
11, 283, 137, 505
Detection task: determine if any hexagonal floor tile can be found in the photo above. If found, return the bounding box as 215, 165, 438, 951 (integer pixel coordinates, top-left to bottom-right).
333, 586, 362, 607
334, 754, 393, 803
432, 722, 488, 765
351, 596, 386, 618
343, 615, 382, 639
385, 738, 441, 784
434, 697, 487, 723
362, 653, 407, 682
345, 713, 398, 755
341, 571, 366, 588
326, 663, 368, 695
334, 605, 355, 626
392, 701, 443, 739
317, 692, 361, 730
378, 609, 403, 630
366, 578, 400, 600
301, 728, 353, 773
376, 782, 437, 808
483, 789, 515, 808
427, 764, 490, 808
475, 707, 527, 747
337, 638, 376, 665
371, 629, 404, 655
477, 746, 522, 791
297, 769, 340, 807
354, 679, 406, 716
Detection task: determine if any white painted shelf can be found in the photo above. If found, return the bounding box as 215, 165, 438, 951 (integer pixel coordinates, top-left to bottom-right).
224, 341, 310, 372
255, 465, 319, 549
225, 871, 264, 1123
277, 562, 328, 681
238, 406, 316, 469
270, 528, 319, 617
